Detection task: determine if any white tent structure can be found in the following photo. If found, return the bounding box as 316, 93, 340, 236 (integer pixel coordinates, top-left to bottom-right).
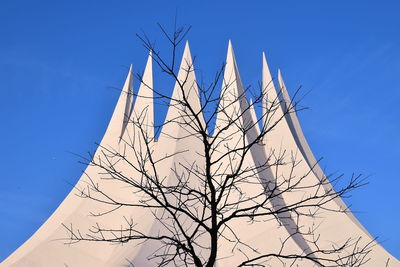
2, 42, 399, 267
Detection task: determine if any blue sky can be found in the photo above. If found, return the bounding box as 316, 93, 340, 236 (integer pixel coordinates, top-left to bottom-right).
1, 0, 399, 262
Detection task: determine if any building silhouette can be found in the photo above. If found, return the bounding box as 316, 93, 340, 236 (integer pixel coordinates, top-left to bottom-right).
3, 42, 399, 267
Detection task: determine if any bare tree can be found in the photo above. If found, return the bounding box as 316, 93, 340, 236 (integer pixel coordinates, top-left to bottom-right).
63, 24, 374, 266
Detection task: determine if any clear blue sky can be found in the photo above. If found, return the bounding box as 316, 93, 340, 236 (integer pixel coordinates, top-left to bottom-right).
1, 0, 399, 262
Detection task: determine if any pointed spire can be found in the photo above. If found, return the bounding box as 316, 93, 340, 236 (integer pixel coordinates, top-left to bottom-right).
118, 65, 134, 140
277, 69, 292, 112
219, 40, 246, 112
95, 64, 134, 146
225, 40, 243, 90
178, 41, 194, 83
159, 41, 205, 141
141, 51, 153, 91
262, 52, 278, 129
129, 51, 154, 141
184, 40, 190, 56
125, 64, 133, 95
121, 64, 133, 102
215, 40, 267, 154
169, 40, 196, 99
262, 52, 273, 91
227, 40, 233, 58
